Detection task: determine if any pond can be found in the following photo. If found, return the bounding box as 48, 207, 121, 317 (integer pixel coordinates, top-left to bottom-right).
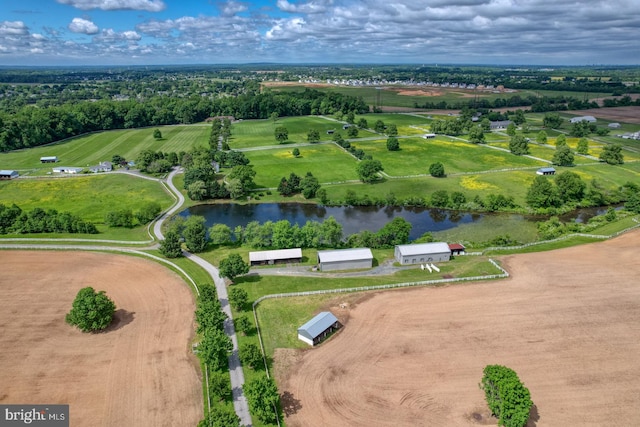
180, 203, 539, 241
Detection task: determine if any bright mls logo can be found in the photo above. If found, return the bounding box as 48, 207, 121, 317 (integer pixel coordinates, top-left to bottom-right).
0, 405, 68, 426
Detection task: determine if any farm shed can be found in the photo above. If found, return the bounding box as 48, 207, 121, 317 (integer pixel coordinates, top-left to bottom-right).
40, 156, 58, 163
249, 248, 302, 266
52, 167, 83, 174
608, 123, 621, 129
570, 116, 596, 123
89, 161, 113, 173
489, 120, 512, 130
317, 248, 373, 272
0, 170, 19, 180
298, 311, 341, 346
394, 242, 451, 265
536, 167, 556, 176
449, 243, 466, 256
422, 133, 436, 139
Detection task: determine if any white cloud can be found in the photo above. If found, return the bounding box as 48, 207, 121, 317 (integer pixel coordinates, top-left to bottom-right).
95, 28, 141, 41
277, 0, 332, 14
220, 0, 248, 17
0, 21, 29, 36
57, 0, 166, 12
68, 18, 99, 35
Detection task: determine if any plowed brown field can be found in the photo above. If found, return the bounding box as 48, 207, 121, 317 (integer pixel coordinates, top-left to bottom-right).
281, 230, 640, 426
0, 251, 202, 427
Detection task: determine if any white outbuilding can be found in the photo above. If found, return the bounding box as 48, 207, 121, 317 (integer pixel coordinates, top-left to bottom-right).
317, 248, 373, 272
298, 311, 341, 346
394, 242, 451, 265
249, 248, 302, 266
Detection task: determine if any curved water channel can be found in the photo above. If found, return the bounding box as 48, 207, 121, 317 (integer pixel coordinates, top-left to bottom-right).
179, 203, 610, 241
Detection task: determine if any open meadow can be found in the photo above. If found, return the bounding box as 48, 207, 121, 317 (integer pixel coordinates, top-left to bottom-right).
0, 251, 202, 427
279, 229, 640, 427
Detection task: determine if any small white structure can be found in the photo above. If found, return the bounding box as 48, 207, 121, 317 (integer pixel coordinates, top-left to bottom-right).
40, 156, 58, 163
536, 167, 556, 176
298, 311, 341, 346
0, 170, 19, 180
52, 166, 83, 174
569, 116, 596, 123
394, 242, 451, 265
249, 248, 302, 266
423, 133, 436, 139
317, 248, 373, 272
608, 122, 621, 129
490, 120, 512, 130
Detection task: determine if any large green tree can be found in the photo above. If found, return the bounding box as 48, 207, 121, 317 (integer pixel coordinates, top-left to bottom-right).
599, 144, 624, 165
429, 162, 445, 177
219, 253, 250, 282
542, 112, 563, 129
555, 171, 586, 202
576, 137, 589, 155
509, 134, 530, 155
356, 159, 384, 183
66, 287, 116, 332
183, 215, 208, 253
480, 365, 533, 427
198, 328, 233, 371
244, 376, 280, 424
468, 125, 485, 144
240, 343, 263, 370
275, 126, 289, 143
307, 128, 320, 143
386, 136, 400, 151
159, 228, 183, 258
228, 287, 249, 311
552, 145, 574, 166
526, 176, 561, 209
198, 406, 240, 427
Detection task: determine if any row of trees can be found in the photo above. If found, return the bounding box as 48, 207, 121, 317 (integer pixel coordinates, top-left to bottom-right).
104, 202, 162, 228
0, 88, 368, 152
277, 172, 321, 198
0, 204, 98, 234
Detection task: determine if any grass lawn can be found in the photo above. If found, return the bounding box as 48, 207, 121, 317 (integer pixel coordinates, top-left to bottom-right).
0, 174, 174, 239
0, 125, 209, 176
357, 137, 546, 176
245, 143, 360, 188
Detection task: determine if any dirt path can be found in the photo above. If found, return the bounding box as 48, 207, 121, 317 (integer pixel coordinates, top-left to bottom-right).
0, 251, 202, 427
281, 230, 640, 426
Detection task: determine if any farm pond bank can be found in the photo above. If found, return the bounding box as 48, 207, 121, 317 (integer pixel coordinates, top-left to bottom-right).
179, 203, 611, 241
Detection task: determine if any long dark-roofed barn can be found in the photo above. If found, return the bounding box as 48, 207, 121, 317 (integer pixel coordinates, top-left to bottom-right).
249, 248, 302, 266
298, 312, 342, 346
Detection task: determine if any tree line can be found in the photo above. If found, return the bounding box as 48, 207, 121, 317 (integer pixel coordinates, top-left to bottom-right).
0, 88, 368, 152
0, 203, 97, 234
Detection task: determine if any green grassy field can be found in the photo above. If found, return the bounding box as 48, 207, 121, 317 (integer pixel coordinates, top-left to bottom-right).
0, 125, 209, 176
245, 143, 360, 188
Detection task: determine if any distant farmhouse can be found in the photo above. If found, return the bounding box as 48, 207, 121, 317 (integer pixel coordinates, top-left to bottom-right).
317, 248, 373, 272
298, 311, 341, 346
394, 242, 452, 265
89, 161, 113, 173
40, 156, 58, 163
0, 170, 19, 180
608, 122, 621, 129
569, 116, 596, 124
490, 120, 512, 130
249, 248, 302, 266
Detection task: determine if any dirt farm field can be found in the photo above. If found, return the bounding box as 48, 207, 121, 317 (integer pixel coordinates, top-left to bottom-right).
280, 230, 640, 426
0, 251, 202, 427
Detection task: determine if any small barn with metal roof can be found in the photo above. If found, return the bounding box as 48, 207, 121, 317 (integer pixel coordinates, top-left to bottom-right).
394, 242, 451, 265
536, 167, 556, 176
298, 311, 341, 346
249, 248, 302, 266
317, 248, 373, 272
0, 170, 19, 180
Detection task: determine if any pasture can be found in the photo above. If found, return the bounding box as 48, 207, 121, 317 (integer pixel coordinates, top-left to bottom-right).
245, 143, 360, 188
0, 125, 209, 176
279, 230, 640, 426
0, 251, 202, 427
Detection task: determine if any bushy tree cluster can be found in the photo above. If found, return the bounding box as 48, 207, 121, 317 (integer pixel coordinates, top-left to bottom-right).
195, 284, 232, 372
480, 365, 533, 427
135, 149, 179, 173
277, 172, 321, 198
244, 376, 280, 424
346, 217, 411, 249
526, 171, 588, 210
430, 118, 466, 136
599, 144, 624, 165
219, 254, 250, 282
0, 204, 97, 234
356, 159, 384, 183
231, 217, 343, 249
509, 134, 530, 155
66, 287, 116, 332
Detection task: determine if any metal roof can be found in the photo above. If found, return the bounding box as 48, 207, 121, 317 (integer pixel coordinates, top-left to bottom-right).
537, 167, 556, 173
396, 242, 451, 256
298, 312, 339, 340
249, 248, 302, 262
0, 170, 18, 175
317, 248, 373, 263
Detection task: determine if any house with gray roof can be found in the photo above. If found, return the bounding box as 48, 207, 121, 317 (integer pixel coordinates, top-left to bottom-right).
298, 311, 341, 346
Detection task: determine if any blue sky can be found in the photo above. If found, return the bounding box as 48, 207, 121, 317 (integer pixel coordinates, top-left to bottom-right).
1, 0, 639, 66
